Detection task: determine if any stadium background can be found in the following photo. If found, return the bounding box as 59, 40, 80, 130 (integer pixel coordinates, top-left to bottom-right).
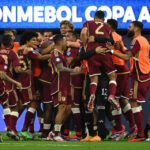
0, 0, 150, 131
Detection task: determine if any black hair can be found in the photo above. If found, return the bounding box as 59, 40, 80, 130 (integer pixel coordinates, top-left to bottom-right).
4, 29, 17, 37
1, 35, 13, 48
94, 10, 105, 19
20, 31, 38, 45
132, 21, 143, 30
53, 34, 64, 45
107, 19, 118, 31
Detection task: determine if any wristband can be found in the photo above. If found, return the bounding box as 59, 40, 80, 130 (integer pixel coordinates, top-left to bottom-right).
111, 49, 114, 54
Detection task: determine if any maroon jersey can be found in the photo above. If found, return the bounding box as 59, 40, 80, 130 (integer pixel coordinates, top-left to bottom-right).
39, 59, 53, 83
17, 49, 39, 88
66, 47, 83, 88
0, 55, 8, 72
0, 48, 20, 90
129, 40, 150, 81
50, 49, 70, 95
83, 20, 111, 51
0, 56, 8, 95
0, 48, 20, 78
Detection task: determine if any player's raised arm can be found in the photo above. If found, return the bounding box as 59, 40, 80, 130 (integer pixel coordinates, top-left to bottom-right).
39, 40, 54, 55
106, 39, 140, 61
80, 26, 88, 45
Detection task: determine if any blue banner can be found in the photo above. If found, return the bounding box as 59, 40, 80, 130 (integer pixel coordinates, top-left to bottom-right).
0, 0, 150, 29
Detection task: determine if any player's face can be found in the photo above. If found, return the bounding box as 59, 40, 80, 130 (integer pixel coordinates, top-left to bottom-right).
4, 32, 15, 41
60, 24, 72, 35
27, 37, 38, 49
127, 23, 135, 37
43, 32, 53, 41
65, 32, 75, 42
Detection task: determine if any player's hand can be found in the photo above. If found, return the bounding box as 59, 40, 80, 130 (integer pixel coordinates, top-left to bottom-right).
88, 36, 95, 43
67, 41, 71, 47
23, 47, 34, 55
66, 57, 73, 67
47, 43, 55, 52
118, 40, 128, 52
0, 71, 6, 80
95, 46, 107, 55
26, 69, 32, 75
73, 66, 81, 73
106, 42, 114, 50
114, 41, 121, 50
16, 82, 22, 89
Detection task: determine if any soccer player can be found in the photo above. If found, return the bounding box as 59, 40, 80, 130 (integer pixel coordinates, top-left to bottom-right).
39, 40, 54, 140
106, 21, 150, 141
0, 35, 30, 139
43, 31, 53, 41
16, 31, 50, 140
48, 34, 81, 142
106, 19, 137, 140
0, 55, 22, 142
64, 31, 83, 140
80, 10, 119, 112
78, 46, 110, 142
4, 29, 20, 52
60, 20, 74, 35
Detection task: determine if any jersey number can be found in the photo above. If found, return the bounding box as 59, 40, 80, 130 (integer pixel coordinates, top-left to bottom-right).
19, 56, 27, 71
1, 55, 8, 64
95, 22, 104, 35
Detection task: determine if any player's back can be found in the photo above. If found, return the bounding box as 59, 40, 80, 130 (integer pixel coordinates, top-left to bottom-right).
0, 48, 17, 77
86, 20, 111, 51
17, 49, 31, 71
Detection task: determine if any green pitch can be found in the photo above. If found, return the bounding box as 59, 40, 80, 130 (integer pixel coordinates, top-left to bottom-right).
0, 132, 150, 150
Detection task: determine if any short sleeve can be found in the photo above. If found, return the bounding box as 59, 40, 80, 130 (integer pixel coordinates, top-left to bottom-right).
129, 40, 140, 56
27, 51, 39, 59
83, 21, 88, 28
51, 51, 63, 65
10, 51, 20, 67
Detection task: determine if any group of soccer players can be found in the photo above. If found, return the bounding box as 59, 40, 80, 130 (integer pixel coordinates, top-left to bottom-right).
0, 10, 150, 143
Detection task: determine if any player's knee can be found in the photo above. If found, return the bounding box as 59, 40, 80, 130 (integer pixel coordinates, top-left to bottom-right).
108, 72, 116, 80
130, 101, 141, 108
58, 104, 67, 112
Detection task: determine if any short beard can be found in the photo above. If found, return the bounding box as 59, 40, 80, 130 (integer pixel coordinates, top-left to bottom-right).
127, 30, 134, 37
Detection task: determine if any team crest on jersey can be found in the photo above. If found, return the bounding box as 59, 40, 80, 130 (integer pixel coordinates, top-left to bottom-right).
67, 51, 71, 56
62, 96, 66, 101
4, 65, 8, 70
130, 45, 133, 49
56, 57, 60, 62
